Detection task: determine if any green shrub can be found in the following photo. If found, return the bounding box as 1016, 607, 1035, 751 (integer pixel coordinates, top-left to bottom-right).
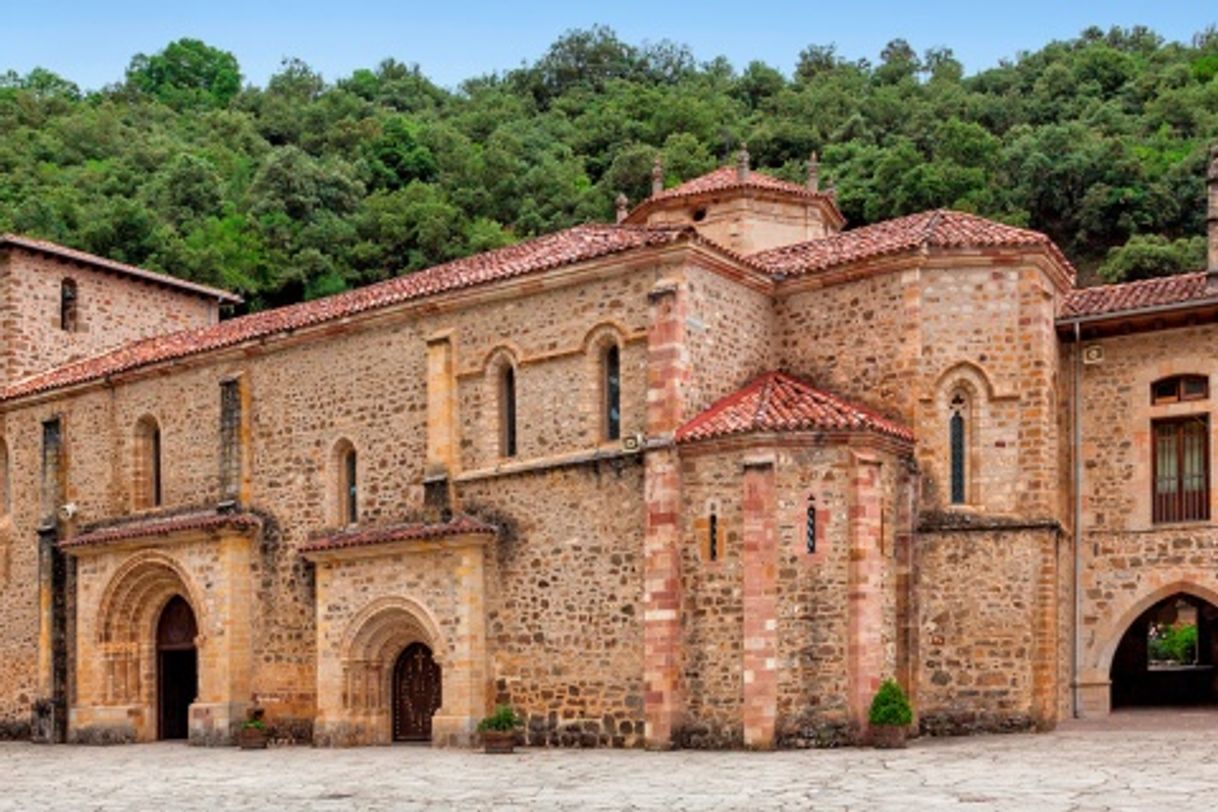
476, 705, 520, 733
1150, 624, 1198, 664
868, 679, 913, 727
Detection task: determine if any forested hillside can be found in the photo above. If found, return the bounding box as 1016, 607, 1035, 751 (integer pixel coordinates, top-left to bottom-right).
2, 26, 1217, 310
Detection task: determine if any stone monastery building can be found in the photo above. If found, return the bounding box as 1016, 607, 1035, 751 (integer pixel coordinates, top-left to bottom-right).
1, 147, 1217, 749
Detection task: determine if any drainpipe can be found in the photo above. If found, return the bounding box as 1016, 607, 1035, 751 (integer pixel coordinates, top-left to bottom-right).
1072, 321, 1084, 717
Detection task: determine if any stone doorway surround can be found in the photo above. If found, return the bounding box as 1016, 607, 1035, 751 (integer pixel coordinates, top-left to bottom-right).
59, 509, 261, 745
303, 515, 495, 747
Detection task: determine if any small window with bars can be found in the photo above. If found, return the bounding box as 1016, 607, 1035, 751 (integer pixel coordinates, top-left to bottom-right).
1153, 415, 1210, 524
806, 495, 817, 554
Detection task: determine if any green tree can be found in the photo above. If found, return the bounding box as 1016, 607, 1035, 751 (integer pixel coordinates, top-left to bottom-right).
126, 38, 241, 109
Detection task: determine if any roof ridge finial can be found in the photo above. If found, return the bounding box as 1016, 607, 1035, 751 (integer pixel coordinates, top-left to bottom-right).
737, 141, 750, 183
651, 156, 664, 197
615, 193, 629, 224
807, 150, 820, 193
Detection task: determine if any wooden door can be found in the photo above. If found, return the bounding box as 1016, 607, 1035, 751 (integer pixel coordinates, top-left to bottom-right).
392, 642, 442, 742
157, 596, 198, 741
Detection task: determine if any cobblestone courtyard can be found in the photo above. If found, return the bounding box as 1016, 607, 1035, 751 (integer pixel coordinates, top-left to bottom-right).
2, 712, 1217, 810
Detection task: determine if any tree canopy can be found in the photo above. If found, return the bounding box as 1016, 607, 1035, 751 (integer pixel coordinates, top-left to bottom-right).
2, 26, 1216, 311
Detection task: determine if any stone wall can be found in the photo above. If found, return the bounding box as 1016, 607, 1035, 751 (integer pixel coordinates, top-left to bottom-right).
775, 266, 918, 425
914, 523, 1061, 735
682, 266, 773, 420
0, 247, 218, 387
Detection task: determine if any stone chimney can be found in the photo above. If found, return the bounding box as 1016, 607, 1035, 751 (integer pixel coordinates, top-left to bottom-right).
807, 151, 820, 193
615, 193, 629, 224
737, 142, 750, 183
1208, 143, 1218, 275
651, 156, 664, 197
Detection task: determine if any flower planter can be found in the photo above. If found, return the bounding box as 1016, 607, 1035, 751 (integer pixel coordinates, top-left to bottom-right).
870, 724, 907, 750
482, 730, 516, 754
238, 726, 269, 750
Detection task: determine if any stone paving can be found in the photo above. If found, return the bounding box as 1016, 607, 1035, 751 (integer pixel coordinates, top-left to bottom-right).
2, 711, 1218, 810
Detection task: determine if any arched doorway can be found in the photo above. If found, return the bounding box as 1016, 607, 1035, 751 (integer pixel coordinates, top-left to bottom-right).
156, 596, 198, 740
1110, 592, 1218, 709
392, 642, 442, 742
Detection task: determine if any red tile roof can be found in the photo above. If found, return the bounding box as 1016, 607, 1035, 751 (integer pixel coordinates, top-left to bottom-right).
1, 233, 241, 303
60, 508, 262, 550
3, 224, 702, 402
750, 210, 1074, 278
1059, 271, 1212, 319
676, 371, 913, 444
300, 515, 496, 554
627, 166, 844, 225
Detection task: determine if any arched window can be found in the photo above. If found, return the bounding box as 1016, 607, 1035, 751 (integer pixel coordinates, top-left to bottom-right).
806, 495, 817, 554
133, 416, 162, 510
949, 392, 968, 505
602, 344, 621, 441
708, 509, 719, 561
1151, 375, 1209, 405
60, 278, 78, 332
499, 365, 517, 458
334, 439, 358, 525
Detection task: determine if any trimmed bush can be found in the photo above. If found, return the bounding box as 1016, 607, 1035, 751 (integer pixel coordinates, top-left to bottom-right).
477, 704, 521, 733
868, 679, 913, 727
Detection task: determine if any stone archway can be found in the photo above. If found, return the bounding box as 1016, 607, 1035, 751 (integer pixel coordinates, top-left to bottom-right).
1081, 579, 1218, 717
334, 597, 449, 745
65, 518, 259, 746
80, 552, 207, 742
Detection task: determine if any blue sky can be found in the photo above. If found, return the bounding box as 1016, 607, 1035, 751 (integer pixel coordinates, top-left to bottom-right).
4, 1, 1215, 90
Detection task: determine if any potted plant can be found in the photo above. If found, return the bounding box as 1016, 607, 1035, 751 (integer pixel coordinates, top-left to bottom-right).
868, 679, 913, 749
238, 705, 269, 750
477, 705, 520, 754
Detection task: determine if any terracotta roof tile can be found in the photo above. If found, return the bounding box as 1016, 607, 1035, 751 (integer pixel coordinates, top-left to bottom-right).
1059, 271, 1211, 319
1, 233, 241, 303
3, 224, 697, 402
300, 515, 496, 554
60, 508, 262, 550
627, 166, 844, 225
676, 371, 913, 444
749, 210, 1075, 278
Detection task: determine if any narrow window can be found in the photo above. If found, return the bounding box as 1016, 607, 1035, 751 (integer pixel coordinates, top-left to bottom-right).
134, 416, 162, 509
499, 365, 517, 458
806, 496, 817, 554
0, 440, 9, 517
60, 279, 78, 332
1153, 415, 1210, 523
219, 380, 242, 503
949, 393, 967, 505
1152, 375, 1209, 405
602, 345, 621, 441
337, 444, 358, 525
708, 511, 719, 561
41, 418, 63, 523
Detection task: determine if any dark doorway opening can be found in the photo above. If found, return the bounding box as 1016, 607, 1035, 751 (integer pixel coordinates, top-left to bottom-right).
1111, 593, 1218, 709
157, 595, 198, 741
392, 642, 442, 742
